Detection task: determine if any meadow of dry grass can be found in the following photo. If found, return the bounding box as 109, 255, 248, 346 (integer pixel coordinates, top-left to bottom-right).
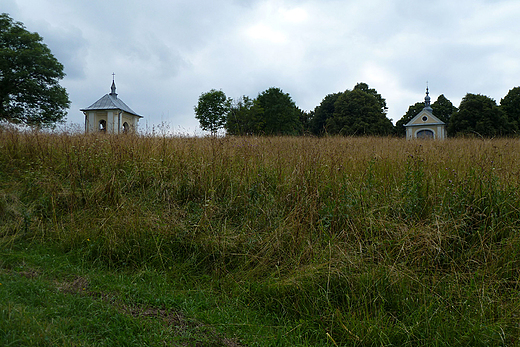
1, 129, 520, 345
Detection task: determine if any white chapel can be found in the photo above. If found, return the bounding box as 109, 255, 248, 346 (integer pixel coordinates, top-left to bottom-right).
404, 88, 446, 140
81, 77, 142, 134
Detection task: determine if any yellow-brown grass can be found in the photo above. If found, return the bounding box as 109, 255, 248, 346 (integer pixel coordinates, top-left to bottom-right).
2, 128, 520, 344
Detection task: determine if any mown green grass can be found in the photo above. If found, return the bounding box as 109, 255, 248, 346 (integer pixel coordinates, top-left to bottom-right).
1, 243, 306, 346
1, 128, 520, 346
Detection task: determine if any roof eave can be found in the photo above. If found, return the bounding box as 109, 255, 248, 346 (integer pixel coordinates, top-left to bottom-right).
404, 122, 445, 127
80, 107, 143, 117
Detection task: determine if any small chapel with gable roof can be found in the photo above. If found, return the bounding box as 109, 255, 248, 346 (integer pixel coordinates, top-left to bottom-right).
404, 87, 446, 140
81, 76, 142, 134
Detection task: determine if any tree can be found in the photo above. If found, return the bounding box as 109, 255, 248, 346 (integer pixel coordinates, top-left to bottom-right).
225, 96, 264, 135
500, 87, 520, 134
353, 82, 387, 112
326, 84, 393, 136
309, 92, 341, 135
224, 88, 303, 136
448, 93, 509, 137
394, 102, 424, 136
297, 108, 313, 135
0, 13, 70, 127
431, 94, 457, 124
224, 88, 301, 136
194, 89, 230, 134
256, 87, 301, 135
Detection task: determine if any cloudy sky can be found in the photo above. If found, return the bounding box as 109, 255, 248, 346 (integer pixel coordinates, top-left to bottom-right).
4, 0, 520, 134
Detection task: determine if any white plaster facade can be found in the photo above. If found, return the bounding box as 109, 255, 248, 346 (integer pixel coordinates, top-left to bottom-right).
81, 80, 142, 134
84, 110, 139, 134
404, 109, 446, 140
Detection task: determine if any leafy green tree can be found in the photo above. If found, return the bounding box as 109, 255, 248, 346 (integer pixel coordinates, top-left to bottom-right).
310, 92, 341, 135
225, 88, 301, 136
432, 94, 457, 123
353, 82, 387, 112
448, 93, 509, 137
194, 89, 230, 134
500, 86, 520, 134
225, 96, 264, 135
394, 102, 424, 136
297, 108, 313, 135
0, 13, 70, 127
326, 84, 393, 136
256, 87, 301, 135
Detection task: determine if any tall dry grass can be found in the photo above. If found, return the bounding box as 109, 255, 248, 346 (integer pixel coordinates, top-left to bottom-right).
1, 128, 520, 345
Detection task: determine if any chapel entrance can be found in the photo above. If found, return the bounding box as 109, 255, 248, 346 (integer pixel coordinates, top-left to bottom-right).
416, 129, 434, 139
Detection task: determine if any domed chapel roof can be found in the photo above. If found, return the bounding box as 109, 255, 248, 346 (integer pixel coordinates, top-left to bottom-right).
423, 85, 433, 112
80, 79, 142, 118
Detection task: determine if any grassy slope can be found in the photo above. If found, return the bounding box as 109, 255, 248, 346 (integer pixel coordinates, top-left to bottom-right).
0, 244, 272, 346
1, 130, 520, 346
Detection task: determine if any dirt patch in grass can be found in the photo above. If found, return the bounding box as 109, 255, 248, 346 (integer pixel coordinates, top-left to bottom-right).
56, 276, 89, 294
126, 306, 245, 347
56, 276, 246, 347
19, 269, 39, 279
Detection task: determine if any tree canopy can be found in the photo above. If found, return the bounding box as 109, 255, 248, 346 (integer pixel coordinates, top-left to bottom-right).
0, 13, 70, 127
326, 83, 393, 136
500, 86, 520, 134
224, 87, 301, 135
394, 102, 425, 136
256, 87, 301, 135
198, 84, 520, 138
310, 92, 341, 135
225, 96, 264, 135
448, 93, 509, 137
431, 94, 457, 124
297, 108, 313, 135
352, 82, 387, 112
194, 89, 230, 134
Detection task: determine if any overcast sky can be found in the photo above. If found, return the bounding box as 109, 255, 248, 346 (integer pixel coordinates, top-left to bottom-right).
4, 0, 520, 134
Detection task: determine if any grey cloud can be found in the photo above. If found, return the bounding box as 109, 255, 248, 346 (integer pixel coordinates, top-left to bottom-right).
40, 26, 89, 79
8, 0, 520, 132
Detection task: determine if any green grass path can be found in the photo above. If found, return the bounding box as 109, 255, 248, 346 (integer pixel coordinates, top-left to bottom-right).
0, 243, 310, 347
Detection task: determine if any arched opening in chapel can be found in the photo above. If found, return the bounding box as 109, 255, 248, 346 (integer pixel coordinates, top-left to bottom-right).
416, 129, 434, 139
99, 119, 107, 132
